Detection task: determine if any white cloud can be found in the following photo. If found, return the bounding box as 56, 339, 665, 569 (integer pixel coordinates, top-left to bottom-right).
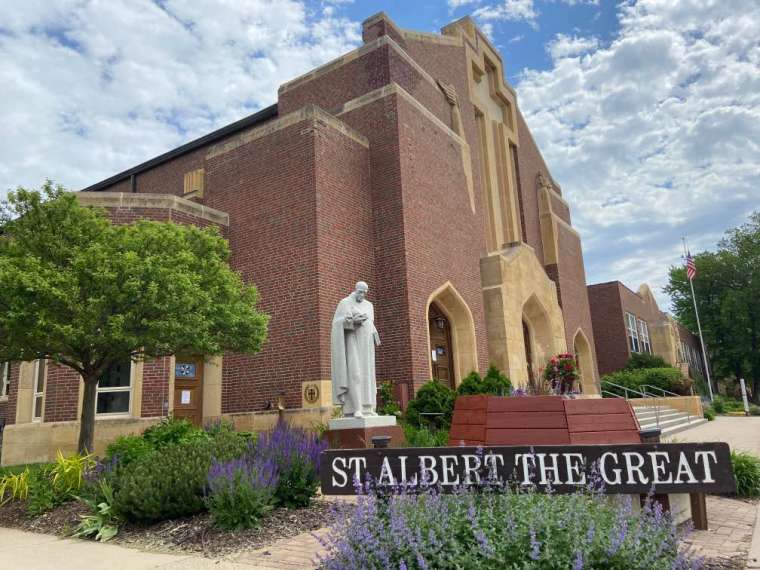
0, 0, 361, 195
516, 0, 760, 308
547, 34, 599, 59
473, 0, 538, 28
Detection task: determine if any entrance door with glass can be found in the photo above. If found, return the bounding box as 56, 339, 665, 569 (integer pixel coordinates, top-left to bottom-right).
429, 303, 455, 389
173, 357, 204, 426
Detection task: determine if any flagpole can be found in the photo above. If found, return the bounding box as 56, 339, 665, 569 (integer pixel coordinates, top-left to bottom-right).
682, 237, 714, 402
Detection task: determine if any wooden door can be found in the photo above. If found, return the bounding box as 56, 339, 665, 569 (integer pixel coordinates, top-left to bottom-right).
173, 357, 204, 426
429, 303, 455, 389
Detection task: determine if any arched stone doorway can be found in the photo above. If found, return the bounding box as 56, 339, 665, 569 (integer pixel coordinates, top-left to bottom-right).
522, 294, 553, 372
429, 303, 455, 389
573, 329, 597, 394
426, 283, 478, 388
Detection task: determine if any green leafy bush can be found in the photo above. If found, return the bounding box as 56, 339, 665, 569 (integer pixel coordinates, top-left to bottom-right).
113, 440, 213, 522
75, 480, 120, 542
377, 381, 402, 417
402, 424, 449, 447
405, 381, 455, 430
749, 404, 760, 416
712, 395, 744, 414
712, 398, 725, 414
703, 407, 716, 421
456, 366, 512, 397
731, 451, 760, 498
624, 353, 671, 370
141, 417, 209, 448
602, 367, 690, 397
105, 435, 153, 467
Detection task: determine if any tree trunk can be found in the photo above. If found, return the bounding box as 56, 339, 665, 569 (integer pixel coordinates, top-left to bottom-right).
78, 377, 98, 454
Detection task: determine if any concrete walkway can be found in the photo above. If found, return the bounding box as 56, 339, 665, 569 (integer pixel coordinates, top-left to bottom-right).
664, 415, 760, 454
0, 526, 322, 570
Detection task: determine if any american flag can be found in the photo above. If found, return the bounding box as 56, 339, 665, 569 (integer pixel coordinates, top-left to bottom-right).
686, 254, 697, 281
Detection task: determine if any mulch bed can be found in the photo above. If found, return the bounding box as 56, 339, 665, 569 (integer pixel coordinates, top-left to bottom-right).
0, 498, 343, 557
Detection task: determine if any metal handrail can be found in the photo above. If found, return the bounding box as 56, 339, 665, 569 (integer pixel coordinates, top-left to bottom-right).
600, 380, 661, 428
640, 384, 680, 398
599, 380, 647, 400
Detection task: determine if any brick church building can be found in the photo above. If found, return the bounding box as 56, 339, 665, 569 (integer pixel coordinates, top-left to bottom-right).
1, 13, 600, 465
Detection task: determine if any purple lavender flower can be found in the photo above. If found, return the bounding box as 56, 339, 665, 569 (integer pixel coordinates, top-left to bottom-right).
529, 529, 541, 560
573, 550, 584, 570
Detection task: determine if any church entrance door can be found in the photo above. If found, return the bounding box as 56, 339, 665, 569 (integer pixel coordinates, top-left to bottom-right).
429, 303, 455, 389
173, 357, 204, 426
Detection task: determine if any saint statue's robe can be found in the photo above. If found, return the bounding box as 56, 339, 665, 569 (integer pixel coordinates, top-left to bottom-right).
331, 294, 379, 415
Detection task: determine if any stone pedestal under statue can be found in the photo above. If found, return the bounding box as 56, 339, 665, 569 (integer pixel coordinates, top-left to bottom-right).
326, 415, 404, 449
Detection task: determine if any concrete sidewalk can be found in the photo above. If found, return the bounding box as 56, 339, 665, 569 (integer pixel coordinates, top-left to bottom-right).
0, 526, 321, 570
664, 416, 760, 454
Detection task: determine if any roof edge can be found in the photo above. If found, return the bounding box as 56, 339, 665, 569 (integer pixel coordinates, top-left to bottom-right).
81, 103, 278, 193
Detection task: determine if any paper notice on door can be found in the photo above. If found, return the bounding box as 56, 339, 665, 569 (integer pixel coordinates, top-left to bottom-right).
181, 390, 191, 405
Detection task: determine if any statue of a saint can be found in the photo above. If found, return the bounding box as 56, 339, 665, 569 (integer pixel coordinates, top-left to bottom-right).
331, 281, 381, 418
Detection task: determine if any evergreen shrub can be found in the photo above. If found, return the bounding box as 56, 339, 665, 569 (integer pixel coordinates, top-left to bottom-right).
405, 381, 455, 431
624, 353, 671, 370
456, 366, 512, 397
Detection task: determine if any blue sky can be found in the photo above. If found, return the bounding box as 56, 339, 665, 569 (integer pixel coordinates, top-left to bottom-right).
1, 0, 758, 311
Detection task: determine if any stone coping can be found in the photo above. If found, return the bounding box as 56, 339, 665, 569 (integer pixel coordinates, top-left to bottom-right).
76, 192, 230, 226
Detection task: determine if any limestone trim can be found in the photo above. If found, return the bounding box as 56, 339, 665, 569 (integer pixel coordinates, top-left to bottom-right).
278, 34, 438, 95
480, 244, 567, 387
538, 185, 579, 265
401, 29, 463, 47
14, 361, 34, 424
425, 282, 478, 387
202, 356, 223, 422
76, 192, 230, 227
572, 327, 599, 395
206, 105, 369, 159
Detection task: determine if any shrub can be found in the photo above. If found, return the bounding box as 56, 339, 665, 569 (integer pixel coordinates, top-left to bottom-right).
206, 456, 277, 529
113, 440, 213, 522
731, 451, 760, 498
703, 407, 716, 421
750, 404, 760, 416
75, 480, 120, 542
624, 353, 670, 370
405, 381, 455, 431
402, 424, 449, 447
0, 469, 30, 505
27, 466, 58, 515
251, 422, 327, 509
602, 367, 689, 397
318, 488, 698, 569
141, 417, 208, 448
711, 398, 725, 414
456, 366, 511, 397
712, 395, 744, 414
377, 381, 402, 417
105, 435, 153, 467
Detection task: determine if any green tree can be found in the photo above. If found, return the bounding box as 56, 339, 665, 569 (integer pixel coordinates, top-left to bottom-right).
664, 212, 760, 402
0, 183, 269, 452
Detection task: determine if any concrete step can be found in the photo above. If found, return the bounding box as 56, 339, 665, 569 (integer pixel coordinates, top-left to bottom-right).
660, 417, 708, 437
629, 402, 707, 436
634, 409, 687, 420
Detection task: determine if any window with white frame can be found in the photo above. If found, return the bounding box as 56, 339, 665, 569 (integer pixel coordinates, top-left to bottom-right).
638, 319, 652, 354
96, 359, 132, 416
625, 312, 640, 353
32, 359, 46, 421
1, 361, 10, 398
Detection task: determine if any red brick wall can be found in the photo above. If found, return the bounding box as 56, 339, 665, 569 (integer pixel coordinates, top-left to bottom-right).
43, 363, 80, 422
204, 119, 322, 412
141, 357, 171, 417
394, 94, 490, 389
588, 283, 629, 376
